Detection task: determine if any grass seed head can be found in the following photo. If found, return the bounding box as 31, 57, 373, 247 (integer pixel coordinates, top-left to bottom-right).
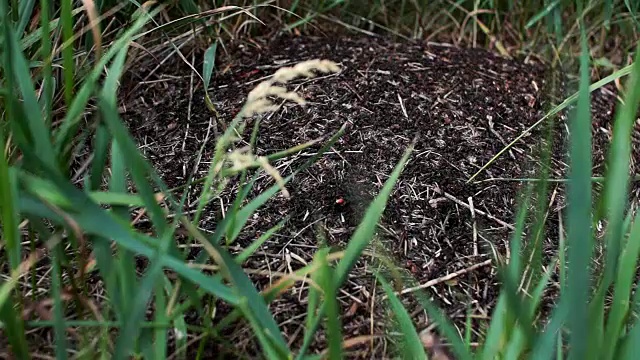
228, 59, 339, 197
241, 59, 340, 119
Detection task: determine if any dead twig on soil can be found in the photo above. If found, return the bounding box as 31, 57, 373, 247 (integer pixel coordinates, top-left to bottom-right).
431, 191, 515, 230
394, 259, 493, 297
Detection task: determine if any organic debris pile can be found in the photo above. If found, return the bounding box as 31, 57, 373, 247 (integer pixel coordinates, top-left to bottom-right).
120, 34, 631, 357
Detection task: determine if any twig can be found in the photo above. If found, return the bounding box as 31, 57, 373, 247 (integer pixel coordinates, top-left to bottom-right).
437, 191, 515, 230
395, 259, 493, 297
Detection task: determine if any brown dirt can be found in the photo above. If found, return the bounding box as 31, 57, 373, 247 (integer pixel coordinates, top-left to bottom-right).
116, 33, 633, 358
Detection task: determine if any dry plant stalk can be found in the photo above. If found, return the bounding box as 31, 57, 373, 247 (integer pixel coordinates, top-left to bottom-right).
227, 59, 341, 197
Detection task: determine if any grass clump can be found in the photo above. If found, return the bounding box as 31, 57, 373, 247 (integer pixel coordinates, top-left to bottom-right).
1, 1, 640, 359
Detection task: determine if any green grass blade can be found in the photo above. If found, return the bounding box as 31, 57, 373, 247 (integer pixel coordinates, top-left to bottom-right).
603, 0, 613, 29
296, 142, 415, 359
186, 222, 290, 355
53, 7, 158, 154
412, 288, 473, 360
334, 142, 414, 285
617, 271, 640, 359
114, 231, 172, 357
16, 0, 36, 37
235, 219, 286, 264
320, 249, 343, 359
305, 248, 327, 333
202, 42, 217, 89
99, 41, 168, 235
0, 134, 21, 270
17, 189, 239, 304
39, 0, 54, 128
603, 214, 640, 359
51, 240, 70, 360
3, 12, 56, 167
566, 27, 593, 360
530, 295, 569, 360
480, 191, 530, 359
587, 30, 640, 360
375, 273, 427, 359
525, 0, 560, 29
468, 62, 635, 183
0, 263, 30, 359
60, 0, 74, 106
599, 35, 640, 298
504, 257, 557, 359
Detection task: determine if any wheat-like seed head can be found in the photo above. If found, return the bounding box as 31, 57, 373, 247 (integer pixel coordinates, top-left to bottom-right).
228, 59, 340, 197
241, 59, 340, 119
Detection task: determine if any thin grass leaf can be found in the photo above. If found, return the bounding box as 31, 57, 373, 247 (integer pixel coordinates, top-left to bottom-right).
154, 266, 168, 359
413, 288, 473, 360
468, 62, 635, 183
566, 27, 593, 360
334, 142, 414, 285
39, 0, 54, 129
235, 218, 286, 264
319, 249, 343, 359
113, 229, 174, 358
602, 213, 640, 359
53, 7, 158, 153
51, 238, 70, 360
16, 0, 36, 37
504, 256, 557, 359
202, 42, 217, 89
375, 273, 427, 359
479, 191, 530, 360
99, 41, 168, 234
60, 0, 74, 106
599, 35, 640, 300
3, 14, 56, 167
526, 0, 560, 29
17, 188, 239, 304
617, 266, 640, 359
235, 299, 284, 359
226, 172, 257, 245
0, 264, 30, 359
585, 29, 640, 360
623, 0, 640, 31
603, 0, 613, 29
296, 142, 414, 359
0, 136, 20, 271
305, 248, 327, 333
182, 220, 290, 355
172, 314, 188, 360
530, 295, 569, 360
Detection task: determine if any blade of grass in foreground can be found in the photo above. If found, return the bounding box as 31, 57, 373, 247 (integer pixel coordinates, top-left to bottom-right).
51, 238, 70, 360
603, 213, 640, 360
375, 273, 427, 359
566, 27, 593, 360
319, 249, 343, 359
480, 190, 530, 360
3, 6, 56, 167
599, 41, 640, 299
295, 141, 415, 359
601, 44, 640, 360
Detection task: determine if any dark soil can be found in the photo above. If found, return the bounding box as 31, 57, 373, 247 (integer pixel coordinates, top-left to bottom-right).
117, 33, 634, 358
2, 34, 632, 360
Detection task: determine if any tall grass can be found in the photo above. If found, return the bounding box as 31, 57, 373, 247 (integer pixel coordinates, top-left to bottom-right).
1, 0, 640, 359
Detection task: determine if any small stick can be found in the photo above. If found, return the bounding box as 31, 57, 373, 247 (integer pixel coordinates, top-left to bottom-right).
395, 259, 493, 297
469, 196, 478, 256
440, 191, 515, 230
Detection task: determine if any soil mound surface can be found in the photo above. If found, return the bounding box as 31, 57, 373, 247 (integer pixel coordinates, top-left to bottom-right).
121, 34, 626, 357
